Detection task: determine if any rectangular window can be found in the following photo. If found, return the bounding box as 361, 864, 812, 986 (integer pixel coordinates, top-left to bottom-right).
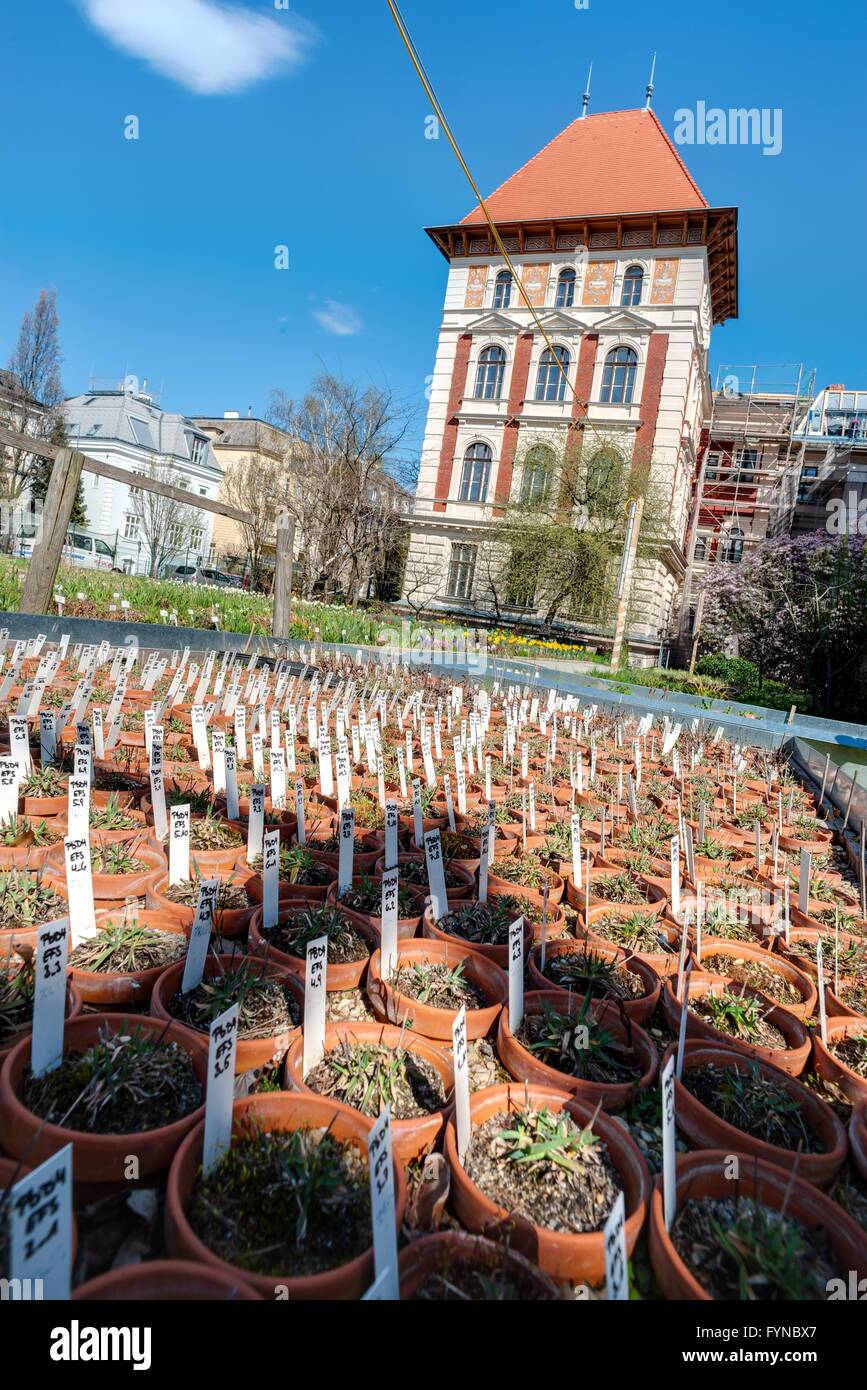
123, 514, 139, 540
168, 523, 184, 547
446, 543, 476, 600
735, 448, 757, 484
190, 527, 204, 551
185, 430, 207, 466
704, 452, 721, 481
129, 416, 156, 450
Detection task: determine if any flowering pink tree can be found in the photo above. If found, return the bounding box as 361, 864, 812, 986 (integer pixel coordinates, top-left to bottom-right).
701, 533, 867, 721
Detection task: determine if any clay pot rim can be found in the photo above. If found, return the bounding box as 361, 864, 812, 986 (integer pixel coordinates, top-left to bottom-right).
72, 1258, 263, 1301
396, 1230, 560, 1301
284, 1018, 455, 1115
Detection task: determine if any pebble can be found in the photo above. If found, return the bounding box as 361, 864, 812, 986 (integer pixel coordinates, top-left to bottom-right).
325, 988, 376, 1023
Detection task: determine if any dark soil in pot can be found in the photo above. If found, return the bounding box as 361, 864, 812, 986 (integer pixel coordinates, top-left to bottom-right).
463, 1104, 620, 1234
671, 1194, 838, 1300
515, 998, 647, 1087
831, 1030, 867, 1078
0, 950, 37, 1048
21, 1025, 201, 1134
435, 896, 527, 949
691, 988, 788, 1050
336, 874, 418, 920
186, 1123, 371, 1277
69, 920, 186, 974
0, 869, 65, 932
410, 1251, 553, 1300
167, 959, 300, 1039
248, 844, 333, 889
162, 877, 249, 913
303, 1040, 446, 1119
539, 944, 646, 1003
591, 912, 676, 954
682, 1061, 824, 1153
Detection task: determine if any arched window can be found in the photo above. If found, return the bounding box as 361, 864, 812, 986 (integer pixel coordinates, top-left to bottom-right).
600, 346, 638, 404
520, 445, 556, 505
621, 265, 644, 307
555, 268, 576, 307
473, 345, 506, 400
535, 346, 570, 402
459, 442, 492, 502
492, 270, 512, 309
723, 526, 744, 564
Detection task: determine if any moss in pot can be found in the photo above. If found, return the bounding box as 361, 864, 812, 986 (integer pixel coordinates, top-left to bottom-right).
671, 1194, 838, 1300
517, 997, 646, 1087
464, 1104, 621, 1235
0, 869, 65, 931
186, 1117, 372, 1278
303, 1034, 447, 1120
167, 959, 300, 1040
682, 1062, 823, 1152
22, 1025, 201, 1134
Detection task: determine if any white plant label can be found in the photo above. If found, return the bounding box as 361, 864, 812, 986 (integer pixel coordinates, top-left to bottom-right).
603, 1190, 629, 1302
661, 1055, 677, 1232
64, 835, 97, 946
0, 757, 18, 822
367, 1108, 399, 1301
423, 828, 448, 921
670, 836, 681, 919
508, 917, 524, 1030
39, 711, 57, 766
478, 820, 490, 904
211, 729, 227, 795
384, 799, 399, 870
224, 745, 240, 821
31, 920, 69, 1077
202, 1004, 240, 1176
380, 866, 399, 979
181, 879, 220, 993
246, 784, 265, 864
443, 772, 456, 832
262, 827, 281, 929
169, 804, 191, 885
294, 780, 306, 846
251, 731, 265, 781
335, 749, 351, 809
452, 1005, 471, 1164
571, 813, 582, 890
816, 939, 828, 1045
303, 935, 328, 1077
9, 1144, 73, 1301
149, 731, 168, 842
411, 777, 423, 847
798, 849, 812, 915
338, 806, 355, 895
317, 727, 334, 797
676, 965, 692, 1080
9, 716, 31, 775
234, 704, 247, 762
269, 747, 287, 811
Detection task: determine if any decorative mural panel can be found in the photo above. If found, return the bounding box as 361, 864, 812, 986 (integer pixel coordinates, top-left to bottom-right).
464, 265, 488, 308
650, 258, 679, 304
581, 261, 615, 306
520, 263, 550, 307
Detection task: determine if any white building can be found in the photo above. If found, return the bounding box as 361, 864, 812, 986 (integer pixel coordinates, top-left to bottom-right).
403, 106, 739, 658
63, 384, 223, 574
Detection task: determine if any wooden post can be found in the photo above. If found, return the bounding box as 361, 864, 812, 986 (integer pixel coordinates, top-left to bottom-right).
687, 588, 706, 674
609, 497, 644, 669
271, 511, 295, 640
19, 447, 86, 615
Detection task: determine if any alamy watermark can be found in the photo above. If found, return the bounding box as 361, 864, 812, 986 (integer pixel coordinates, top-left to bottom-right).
674, 102, 782, 157
374, 619, 487, 673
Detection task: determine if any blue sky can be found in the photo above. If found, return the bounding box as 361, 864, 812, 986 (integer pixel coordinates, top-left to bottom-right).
0, 0, 863, 465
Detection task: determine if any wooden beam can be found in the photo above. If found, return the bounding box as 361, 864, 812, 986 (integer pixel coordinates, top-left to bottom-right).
0, 423, 251, 524
20, 447, 87, 614
271, 511, 295, 639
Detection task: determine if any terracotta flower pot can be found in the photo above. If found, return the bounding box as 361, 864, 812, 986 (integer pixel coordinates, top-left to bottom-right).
68, 907, 189, 1007
528, 938, 661, 1024
73, 1259, 262, 1301
443, 1082, 650, 1285
326, 876, 422, 941
692, 936, 817, 1020
648, 1149, 867, 1301
374, 852, 476, 901
566, 866, 667, 917
283, 1019, 454, 1160
497, 989, 658, 1111
147, 867, 259, 939
397, 1230, 559, 1300
663, 1039, 847, 1188
45, 843, 165, 901
661, 973, 811, 1077
0, 978, 82, 1069
578, 903, 684, 980
421, 899, 536, 969
150, 952, 304, 1075
850, 1103, 867, 1184
164, 1091, 407, 1299
0, 1012, 208, 1183
248, 901, 378, 990
366, 938, 507, 1041
813, 1016, 867, 1103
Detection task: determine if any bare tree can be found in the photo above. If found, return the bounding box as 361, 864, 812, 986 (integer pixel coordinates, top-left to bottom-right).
267, 373, 417, 605
130, 460, 199, 578
220, 452, 294, 589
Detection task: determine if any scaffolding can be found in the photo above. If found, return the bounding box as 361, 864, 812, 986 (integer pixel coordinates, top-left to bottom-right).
677, 363, 816, 662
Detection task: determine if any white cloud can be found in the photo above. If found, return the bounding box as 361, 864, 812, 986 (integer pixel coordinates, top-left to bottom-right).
78, 0, 315, 95
313, 301, 363, 337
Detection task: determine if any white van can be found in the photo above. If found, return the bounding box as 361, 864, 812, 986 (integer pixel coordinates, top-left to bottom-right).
17, 528, 117, 571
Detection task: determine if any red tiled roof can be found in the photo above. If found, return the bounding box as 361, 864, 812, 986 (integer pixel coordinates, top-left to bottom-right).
461, 109, 707, 224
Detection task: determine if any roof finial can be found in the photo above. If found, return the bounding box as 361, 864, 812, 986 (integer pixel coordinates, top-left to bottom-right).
581, 62, 592, 119
645, 52, 656, 110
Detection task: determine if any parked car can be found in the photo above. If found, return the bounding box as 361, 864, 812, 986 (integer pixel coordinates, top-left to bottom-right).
161, 562, 242, 588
